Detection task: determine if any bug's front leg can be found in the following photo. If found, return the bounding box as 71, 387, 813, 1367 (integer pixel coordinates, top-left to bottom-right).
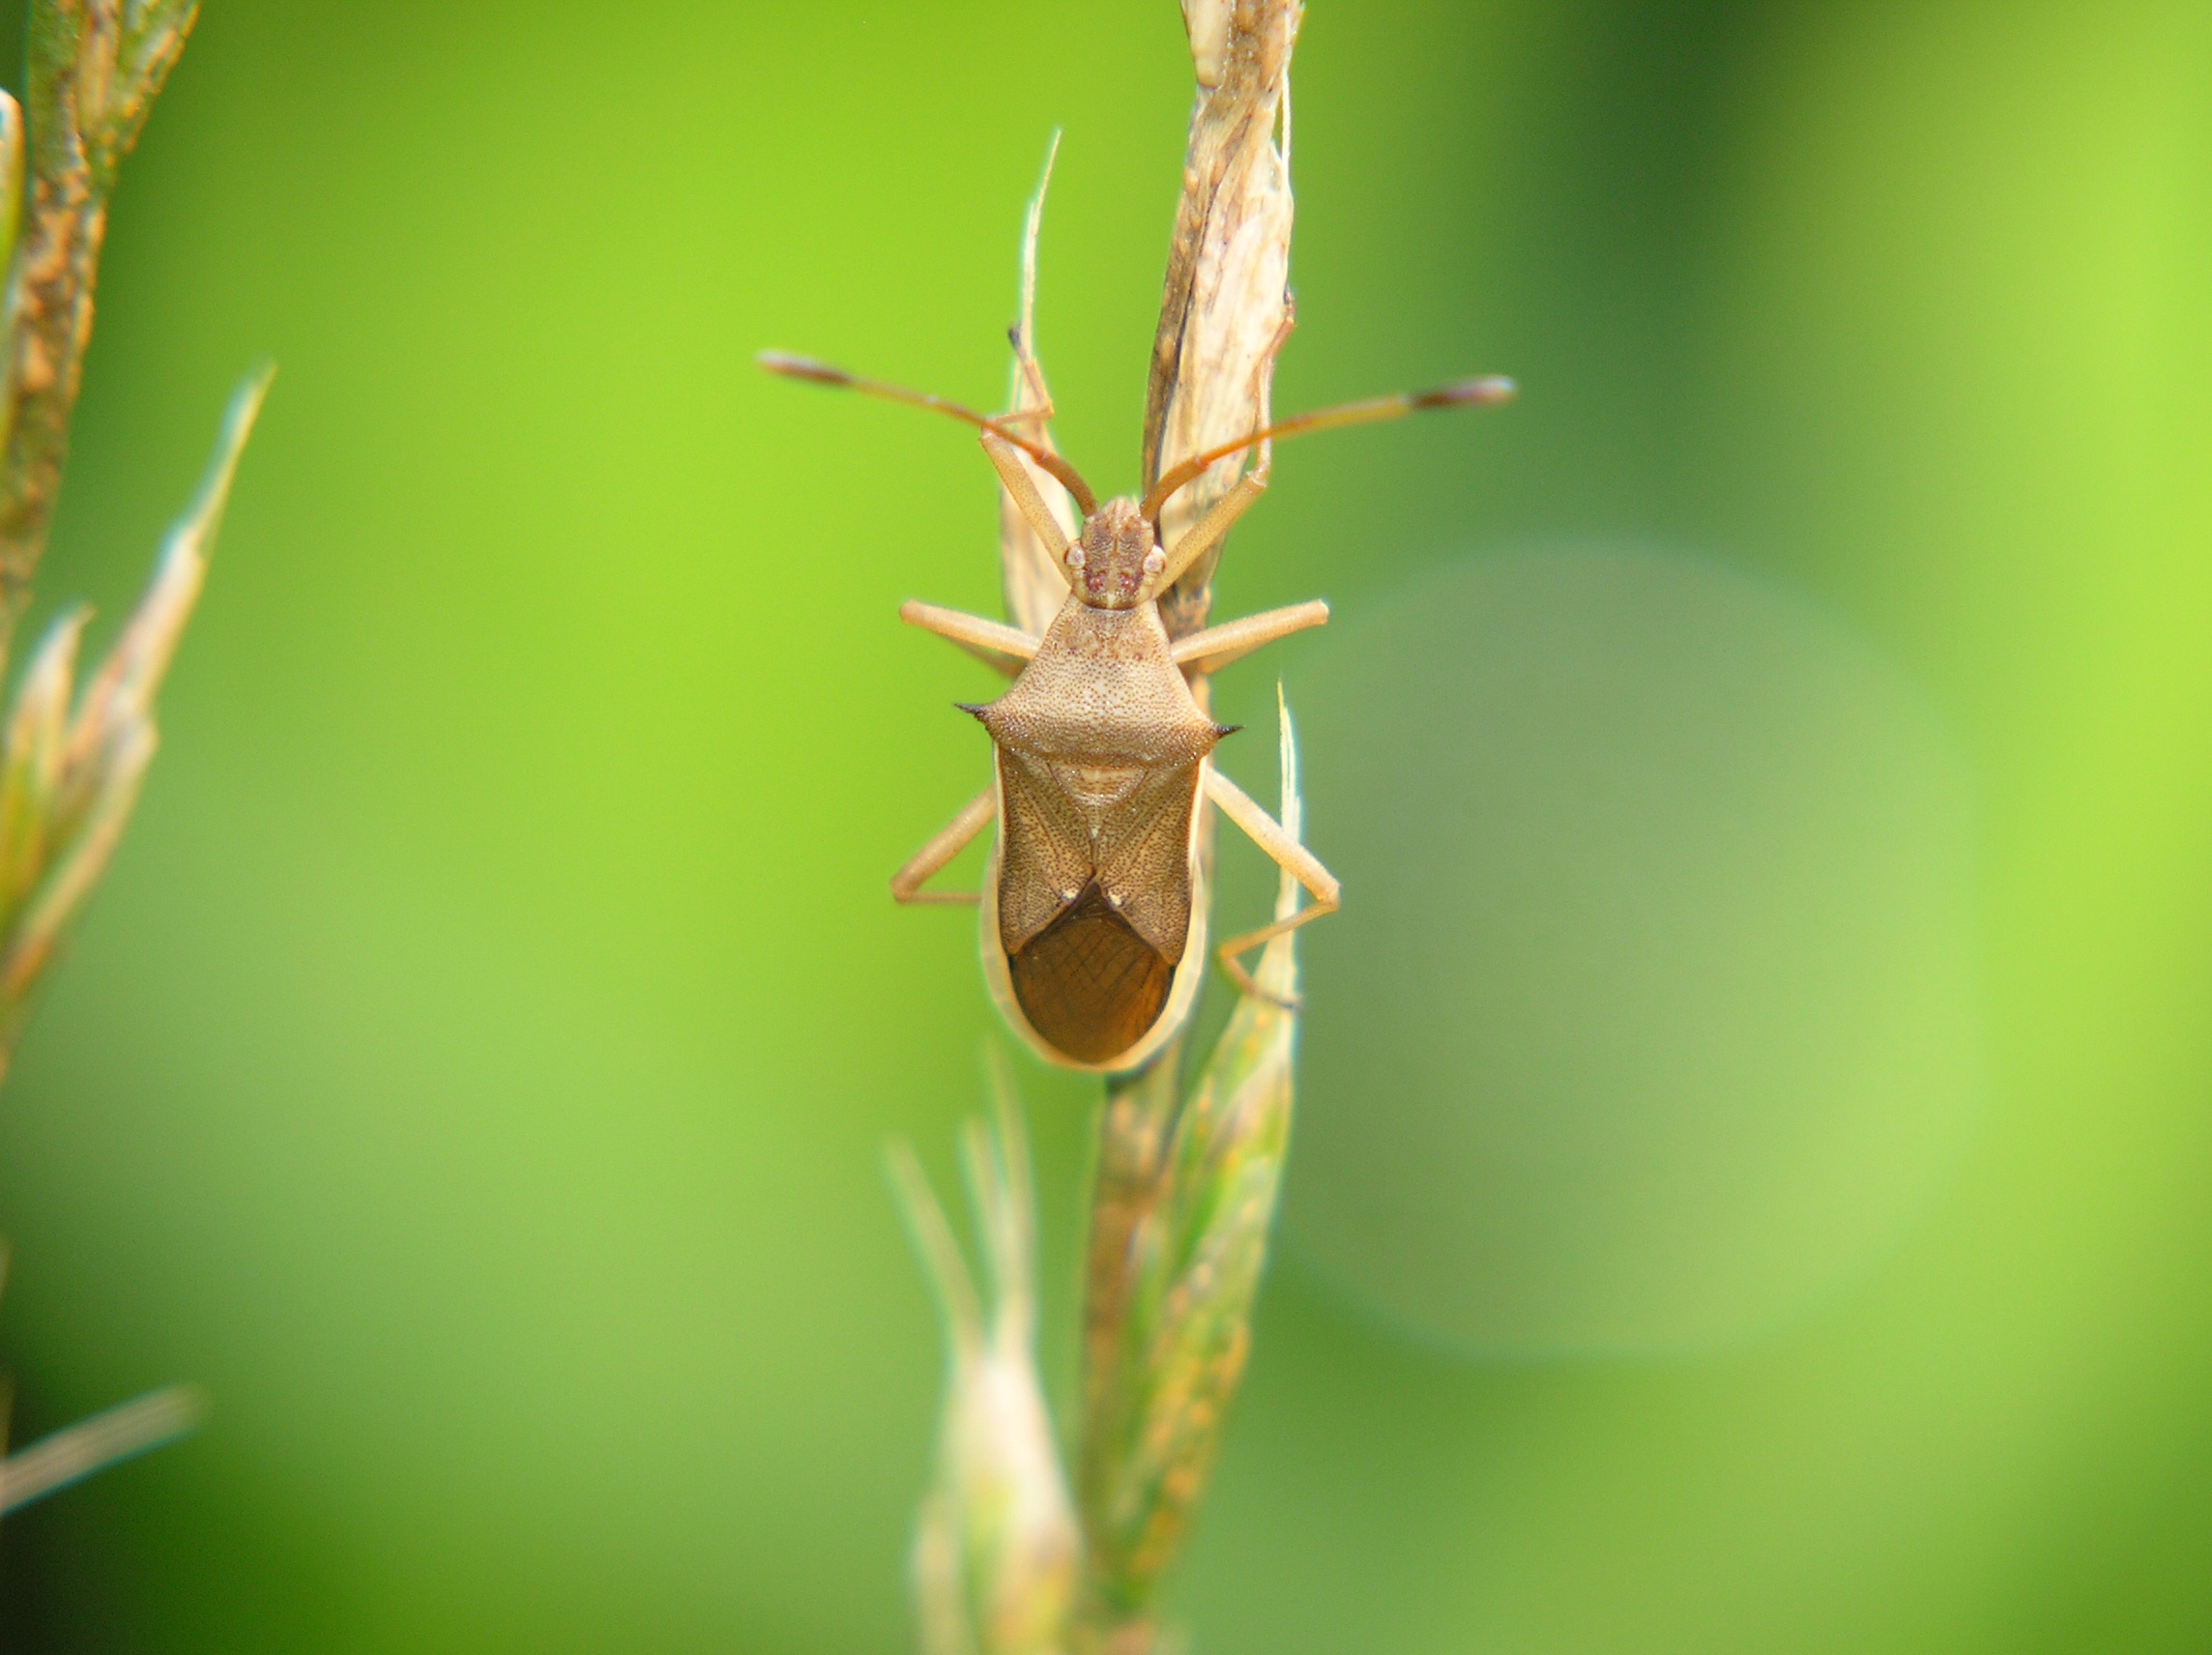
899, 601, 1040, 679
891, 785, 997, 907
1170, 599, 1330, 676
980, 430, 1080, 567
1203, 764, 1340, 1004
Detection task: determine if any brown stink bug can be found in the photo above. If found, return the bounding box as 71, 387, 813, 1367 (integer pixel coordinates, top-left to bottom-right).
759, 345, 1512, 1072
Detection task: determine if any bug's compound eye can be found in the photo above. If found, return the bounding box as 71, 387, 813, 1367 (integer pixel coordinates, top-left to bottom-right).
1065, 545, 1087, 569
1142, 547, 1167, 579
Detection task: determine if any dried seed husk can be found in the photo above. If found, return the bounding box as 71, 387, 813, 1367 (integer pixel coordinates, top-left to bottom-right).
894, 1058, 1080, 1655
0, 369, 269, 1071
1143, 0, 1301, 641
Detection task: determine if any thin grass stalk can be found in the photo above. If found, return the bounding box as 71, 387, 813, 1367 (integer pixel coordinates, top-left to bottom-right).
1074, 1039, 1182, 1570
1076, 699, 1306, 1649
1073, 0, 1298, 1512
0, 1380, 204, 1513
997, 133, 1081, 643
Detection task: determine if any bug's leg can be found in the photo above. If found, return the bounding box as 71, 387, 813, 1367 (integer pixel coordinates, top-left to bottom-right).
1170, 598, 1330, 675
899, 600, 1040, 679
1204, 764, 1340, 1004
1155, 467, 1268, 594
891, 786, 998, 907
980, 430, 1076, 573
1151, 306, 1298, 595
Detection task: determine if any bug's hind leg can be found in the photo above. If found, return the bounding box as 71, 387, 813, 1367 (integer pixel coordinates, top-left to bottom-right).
1204, 748, 1340, 1005
892, 786, 997, 907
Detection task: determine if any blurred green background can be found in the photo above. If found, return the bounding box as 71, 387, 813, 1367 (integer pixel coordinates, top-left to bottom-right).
0, 0, 2204, 1647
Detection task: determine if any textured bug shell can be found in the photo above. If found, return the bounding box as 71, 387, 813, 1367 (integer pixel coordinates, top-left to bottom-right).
977, 761, 1212, 1076
967, 595, 1228, 1071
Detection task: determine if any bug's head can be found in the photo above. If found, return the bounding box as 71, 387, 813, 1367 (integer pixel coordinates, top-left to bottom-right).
1065, 497, 1165, 610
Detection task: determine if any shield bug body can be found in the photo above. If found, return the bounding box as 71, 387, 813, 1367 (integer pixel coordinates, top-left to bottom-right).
760, 350, 1513, 1072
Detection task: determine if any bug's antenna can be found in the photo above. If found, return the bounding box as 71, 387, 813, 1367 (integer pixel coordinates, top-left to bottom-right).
1139, 374, 1517, 520
759, 351, 1098, 514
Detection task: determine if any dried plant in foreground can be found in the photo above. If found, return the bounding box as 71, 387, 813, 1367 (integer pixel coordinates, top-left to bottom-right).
0, 0, 272, 1516
0, 373, 269, 1066
891, 1060, 1080, 1655
1141, 0, 1300, 643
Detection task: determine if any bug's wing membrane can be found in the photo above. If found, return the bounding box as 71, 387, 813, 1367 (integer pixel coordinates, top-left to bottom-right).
1004, 886, 1175, 1067
1094, 762, 1201, 964
995, 752, 1095, 954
